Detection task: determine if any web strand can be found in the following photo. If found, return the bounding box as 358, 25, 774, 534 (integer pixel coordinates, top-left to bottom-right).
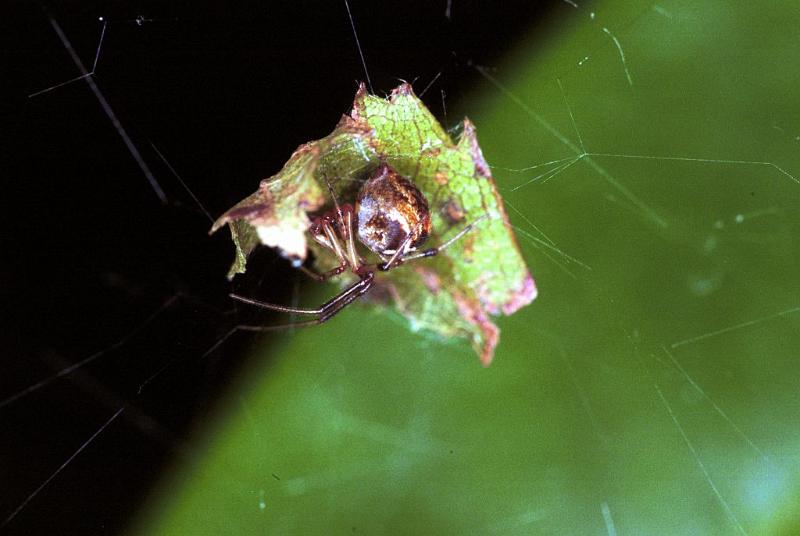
38, 13, 166, 204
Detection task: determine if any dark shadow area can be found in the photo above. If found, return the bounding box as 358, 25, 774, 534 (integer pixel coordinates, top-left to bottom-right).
3, 1, 561, 533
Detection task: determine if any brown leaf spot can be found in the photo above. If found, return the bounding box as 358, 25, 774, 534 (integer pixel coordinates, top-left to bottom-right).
461, 119, 492, 179
414, 266, 442, 294
442, 198, 465, 224
453, 291, 500, 366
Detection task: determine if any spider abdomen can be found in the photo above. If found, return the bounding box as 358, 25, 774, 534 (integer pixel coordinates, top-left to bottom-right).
356, 164, 431, 256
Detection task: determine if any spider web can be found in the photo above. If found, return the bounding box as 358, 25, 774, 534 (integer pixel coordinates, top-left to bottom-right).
4, 0, 800, 534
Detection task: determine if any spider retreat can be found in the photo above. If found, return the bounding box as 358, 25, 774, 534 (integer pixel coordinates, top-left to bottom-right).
230, 163, 485, 329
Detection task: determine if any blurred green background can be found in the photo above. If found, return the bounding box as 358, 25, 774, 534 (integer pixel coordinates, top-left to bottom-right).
134, 1, 800, 534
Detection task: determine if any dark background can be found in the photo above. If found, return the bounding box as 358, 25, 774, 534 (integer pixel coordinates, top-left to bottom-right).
3, 1, 559, 533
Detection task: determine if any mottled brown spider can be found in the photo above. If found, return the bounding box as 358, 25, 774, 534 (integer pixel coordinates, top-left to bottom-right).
230, 163, 484, 329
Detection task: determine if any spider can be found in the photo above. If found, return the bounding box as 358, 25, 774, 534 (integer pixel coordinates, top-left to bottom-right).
230, 163, 485, 330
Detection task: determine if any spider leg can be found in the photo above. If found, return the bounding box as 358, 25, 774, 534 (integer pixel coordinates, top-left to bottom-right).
402, 214, 488, 263
318, 271, 374, 322
229, 293, 323, 315
378, 234, 415, 271
342, 207, 363, 270
231, 271, 375, 329
293, 201, 363, 285
298, 264, 348, 282
321, 173, 346, 232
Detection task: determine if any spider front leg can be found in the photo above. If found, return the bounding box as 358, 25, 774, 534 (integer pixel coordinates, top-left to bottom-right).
385, 214, 489, 268
231, 271, 375, 331
306, 204, 362, 275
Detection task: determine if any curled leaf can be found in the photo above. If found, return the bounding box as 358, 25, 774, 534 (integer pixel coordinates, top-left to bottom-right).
211, 84, 536, 364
